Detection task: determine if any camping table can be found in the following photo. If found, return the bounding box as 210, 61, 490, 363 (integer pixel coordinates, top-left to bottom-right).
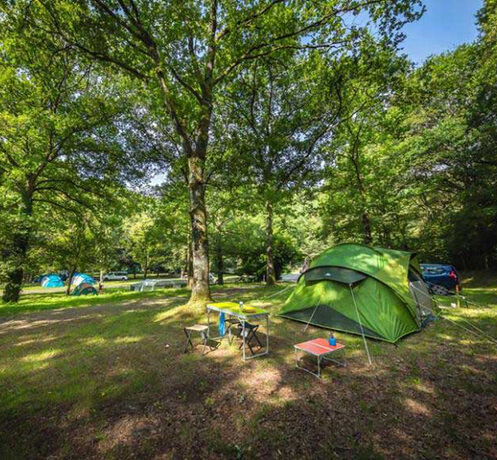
294, 338, 346, 378
206, 302, 270, 361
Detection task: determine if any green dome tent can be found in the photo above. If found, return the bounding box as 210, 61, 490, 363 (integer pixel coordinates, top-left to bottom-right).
279, 244, 434, 343
71, 282, 98, 296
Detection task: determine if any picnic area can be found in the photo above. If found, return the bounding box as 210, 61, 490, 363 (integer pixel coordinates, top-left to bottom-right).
2, 1, 497, 459
1, 276, 496, 458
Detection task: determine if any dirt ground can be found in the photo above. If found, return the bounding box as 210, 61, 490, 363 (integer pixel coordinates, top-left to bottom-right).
1, 287, 496, 459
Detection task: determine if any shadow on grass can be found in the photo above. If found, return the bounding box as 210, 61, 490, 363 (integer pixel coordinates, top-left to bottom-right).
0, 287, 191, 319
0, 285, 496, 458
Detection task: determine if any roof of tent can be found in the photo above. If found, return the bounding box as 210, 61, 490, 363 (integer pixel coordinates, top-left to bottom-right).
41, 275, 64, 287
303, 243, 420, 317
279, 244, 432, 343
72, 274, 96, 285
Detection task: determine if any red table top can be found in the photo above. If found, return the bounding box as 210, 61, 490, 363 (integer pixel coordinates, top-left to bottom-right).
294, 338, 345, 356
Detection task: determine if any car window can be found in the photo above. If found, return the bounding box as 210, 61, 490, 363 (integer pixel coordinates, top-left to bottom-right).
423, 267, 445, 275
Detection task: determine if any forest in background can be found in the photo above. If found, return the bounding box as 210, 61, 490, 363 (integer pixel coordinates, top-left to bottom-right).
1, 0, 496, 303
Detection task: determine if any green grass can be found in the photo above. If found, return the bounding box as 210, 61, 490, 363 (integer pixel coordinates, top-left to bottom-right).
0, 279, 269, 319
0, 277, 496, 458
0, 287, 189, 318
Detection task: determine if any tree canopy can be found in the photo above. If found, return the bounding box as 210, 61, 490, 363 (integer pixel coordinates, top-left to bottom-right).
1, 0, 496, 303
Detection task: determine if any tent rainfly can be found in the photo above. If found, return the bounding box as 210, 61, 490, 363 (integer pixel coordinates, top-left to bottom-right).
41, 275, 64, 288
279, 243, 434, 343
71, 282, 98, 296
72, 274, 96, 286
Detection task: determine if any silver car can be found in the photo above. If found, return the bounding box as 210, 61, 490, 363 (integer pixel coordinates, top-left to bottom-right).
103, 271, 128, 281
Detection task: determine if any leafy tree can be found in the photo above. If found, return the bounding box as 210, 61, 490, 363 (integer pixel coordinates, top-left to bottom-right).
320, 45, 412, 246
320, 1, 497, 270
394, 43, 497, 267
91, 205, 127, 283
18, 0, 424, 303
221, 54, 345, 284
0, 20, 131, 301
123, 211, 161, 279
49, 214, 97, 294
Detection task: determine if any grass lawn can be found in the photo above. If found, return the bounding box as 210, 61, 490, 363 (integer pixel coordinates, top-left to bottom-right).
0, 279, 496, 459
0, 275, 239, 297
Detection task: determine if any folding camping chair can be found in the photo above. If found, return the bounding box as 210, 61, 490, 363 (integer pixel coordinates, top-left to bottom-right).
184, 324, 210, 355
236, 321, 263, 356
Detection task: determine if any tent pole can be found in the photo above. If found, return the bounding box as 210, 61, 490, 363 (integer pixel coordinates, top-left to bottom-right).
349, 283, 373, 366
303, 300, 320, 332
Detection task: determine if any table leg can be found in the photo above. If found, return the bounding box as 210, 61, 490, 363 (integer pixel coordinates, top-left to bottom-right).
266, 314, 269, 354
242, 321, 246, 361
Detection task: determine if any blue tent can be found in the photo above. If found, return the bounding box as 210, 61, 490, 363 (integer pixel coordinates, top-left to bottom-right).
41, 275, 64, 288
72, 273, 96, 286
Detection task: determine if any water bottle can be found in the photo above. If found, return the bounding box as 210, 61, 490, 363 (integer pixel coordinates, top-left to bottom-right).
329, 333, 336, 347
239, 301, 244, 311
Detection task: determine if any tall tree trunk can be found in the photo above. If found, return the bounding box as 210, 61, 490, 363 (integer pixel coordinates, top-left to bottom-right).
348, 124, 373, 247
362, 212, 372, 245
2, 190, 33, 303
152, 25, 215, 304
2, 234, 28, 303
143, 255, 149, 280
66, 267, 76, 296
186, 227, 194, 289
214, 233, 224, 285
266, 200, 276, 286
188, 155, 211, 302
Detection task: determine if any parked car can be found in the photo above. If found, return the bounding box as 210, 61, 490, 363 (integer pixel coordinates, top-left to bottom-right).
103, 271, 128, 281
420, 264, 461, 291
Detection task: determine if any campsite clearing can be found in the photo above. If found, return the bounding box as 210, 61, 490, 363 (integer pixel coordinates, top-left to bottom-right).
0, 280, 496, 459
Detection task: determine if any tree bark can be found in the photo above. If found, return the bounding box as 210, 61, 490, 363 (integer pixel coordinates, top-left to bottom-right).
143, 255, 149, 280
362, 212, 372, 245
66, 267, 76, 296
188, 155, 211, 302
2, 189, 33, 303
214, 233, 224, 285
186, 225, 194, 289
2, 236, 27, 303
266, 200, 276, 286
347, 124, 373, 246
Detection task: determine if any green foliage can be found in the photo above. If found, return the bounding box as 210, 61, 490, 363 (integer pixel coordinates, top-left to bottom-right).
1, 0, 495, 303
318, 4, 497, 268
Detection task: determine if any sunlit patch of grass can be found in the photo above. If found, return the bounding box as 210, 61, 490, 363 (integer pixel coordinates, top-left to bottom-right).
21, 349, 61, 363
82, 337, 107, 346
0, 280, 496, 458
0, 287, 188, 318
113, 336, 143, 344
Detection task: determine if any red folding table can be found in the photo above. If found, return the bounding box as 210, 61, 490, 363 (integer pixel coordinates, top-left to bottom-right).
294, 338, 346, 378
